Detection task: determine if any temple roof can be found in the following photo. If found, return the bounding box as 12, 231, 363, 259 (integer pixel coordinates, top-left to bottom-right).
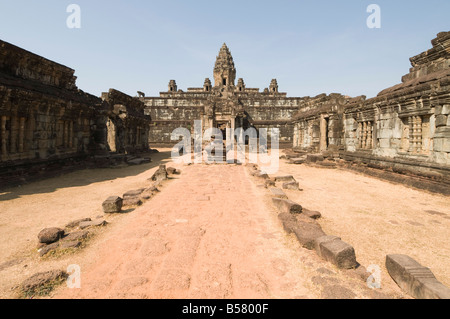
214, 43, 236, 72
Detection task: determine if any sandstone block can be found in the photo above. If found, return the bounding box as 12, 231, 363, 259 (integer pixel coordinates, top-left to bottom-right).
65, 218, 91, 229
151, 164, 168, 181
314, 235, 341, 257
272, 198, 302, 214
79, 219, 108, 230
277, 212, 298, 234
123, 197, 143, 207
62, 230, 89, 242
275, 175, 296, 182
167, 167, 181, 175
21, 270, 68, 295
38, 242, 59, 257
320, 239, 358, 269
306, 154, 324, 163
270, 188, 288, 199
102, 196, 123, 213
302, 208, 322, 219
386, 254, 450, 299
38, 228, 64, 244
123, 189, 145, 199
292, 215, 326, 250
282, 181, 300, 190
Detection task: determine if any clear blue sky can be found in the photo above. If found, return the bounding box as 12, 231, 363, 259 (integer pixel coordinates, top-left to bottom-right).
0, 0, 449, 98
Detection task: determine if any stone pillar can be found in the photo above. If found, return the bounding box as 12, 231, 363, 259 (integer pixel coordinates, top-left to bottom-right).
408, 116, 414, 152
1, 116, 7, 157
64, 121, 69, 148
362, 122, 367, 149
19, 117, 25, 153
416, 116, 422, 153
69, 121, 73, 148
319, 114, 327, 152
10, 115, 17, 153
358, 122, 363, 149
230, 117, 235, 142
367, 122, 373, 149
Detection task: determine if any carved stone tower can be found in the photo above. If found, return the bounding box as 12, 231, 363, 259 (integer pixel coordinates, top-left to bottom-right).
213, 43, 236, 88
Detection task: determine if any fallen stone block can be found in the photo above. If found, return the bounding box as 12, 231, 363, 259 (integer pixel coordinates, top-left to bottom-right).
59, 241, 82, 250
386, 254, 450, 299
277, 212, 298, 234
123, 197, 143, 207
62, 230, 89, 242
21, 270, 68, 296
38, 228, 65, 244
79, 219, 108, 230
254, 171, 269, 179
314, 235, 341, 257
272, 198, 302, 214
275, 175, 296, 182
270, 188, 288, 199
292, 215, 327, 250
302, 208, 322, 219
123, 189, 145, 199
289, 158, 306, 164
319, 238, 358, 269
167, 167, 181, 175
151, 164, 168, 181
307, 154, 324, 163
264, 179, 276, 188
102, 196, 123, 213
38, 242, 59, 257
282, 181, 300, 190
65, 218, 91, 229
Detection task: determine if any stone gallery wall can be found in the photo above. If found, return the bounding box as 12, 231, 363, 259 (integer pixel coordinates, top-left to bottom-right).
0, 40, 150, 188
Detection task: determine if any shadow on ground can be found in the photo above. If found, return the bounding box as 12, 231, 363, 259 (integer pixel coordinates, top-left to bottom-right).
0, 151, 172, 201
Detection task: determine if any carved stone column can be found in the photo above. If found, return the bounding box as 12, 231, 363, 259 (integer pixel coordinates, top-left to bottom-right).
362, 122, 367, 149
10, 116, 17, 153
367, 122, 373, 149
408, 116, 414, 152
416, 116, 422, 153
1, 116, 7, 157
358, 122, 363, 149
19, 117, 25, 153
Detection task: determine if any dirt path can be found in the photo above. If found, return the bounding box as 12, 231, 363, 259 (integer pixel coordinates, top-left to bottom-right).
52, 163, 391, 299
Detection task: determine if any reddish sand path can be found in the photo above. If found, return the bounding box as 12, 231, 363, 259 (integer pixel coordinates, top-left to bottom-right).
50, 163, 387, 299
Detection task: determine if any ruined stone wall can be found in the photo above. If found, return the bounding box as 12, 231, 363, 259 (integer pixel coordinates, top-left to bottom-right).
292, 32, 450, 182
102, 89, 151, 153
0, 40, 110, 188
143, 93, 303, 147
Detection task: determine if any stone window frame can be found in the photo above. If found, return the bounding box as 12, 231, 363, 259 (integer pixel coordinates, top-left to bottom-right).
398, 108, 433, 155
356, 119, 374, 150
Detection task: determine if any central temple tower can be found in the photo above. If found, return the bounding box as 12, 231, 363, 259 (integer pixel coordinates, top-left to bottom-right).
213, 43, 236, 88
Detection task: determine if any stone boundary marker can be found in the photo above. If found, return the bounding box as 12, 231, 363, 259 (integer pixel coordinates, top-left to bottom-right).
247, 164, 359, 271
386, 254, 450, 299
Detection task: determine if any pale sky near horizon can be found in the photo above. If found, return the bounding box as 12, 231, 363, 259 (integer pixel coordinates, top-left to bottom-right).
0, 0, 449, 99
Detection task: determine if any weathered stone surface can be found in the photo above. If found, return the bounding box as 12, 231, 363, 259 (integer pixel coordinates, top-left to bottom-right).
79, 219, 108, 230
272, 198, 302, 214
306, 155, 324, 163
59, 241, 82, 250
277, 212, 298, 234
21, 270, 68, 295
264, 179, 276, 188
314, 235, 341, 257
65, 218, 91, 229
386, 254, 450, 299
302, 208, 322, 219
123, 197, 143, 207
62, 230, 89, 242
319, 238, 358, 269
123, 189, 145, 199
167, 167, 181, 175
269, 188, 288, 199
151, 164, 168, 182
275, 175, 296, 182
102, 196, 123, 213
38, 242, 59, 257
292, 215, 327, 250
282, 181, 300, 190
38, 228, 64, 244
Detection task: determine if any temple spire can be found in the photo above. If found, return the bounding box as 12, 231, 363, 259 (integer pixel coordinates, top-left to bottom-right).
213, 43, 236, 88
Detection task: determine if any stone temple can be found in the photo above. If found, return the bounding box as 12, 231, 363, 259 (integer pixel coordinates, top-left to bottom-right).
143, 43, 302, 148
0, 33, 449, 191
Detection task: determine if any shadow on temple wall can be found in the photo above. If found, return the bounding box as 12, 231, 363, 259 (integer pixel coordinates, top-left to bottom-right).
0, 151, 173, 201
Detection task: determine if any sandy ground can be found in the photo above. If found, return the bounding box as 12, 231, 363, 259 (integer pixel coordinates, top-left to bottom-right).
0, 148, 447, 299
275, 157, 450, 291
